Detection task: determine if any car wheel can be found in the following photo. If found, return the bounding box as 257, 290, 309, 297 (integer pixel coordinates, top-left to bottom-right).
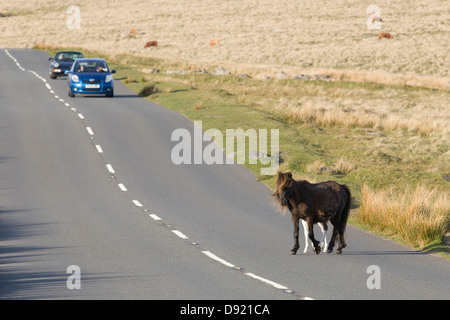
68, 89, 75, 98
50, 73, 57, 79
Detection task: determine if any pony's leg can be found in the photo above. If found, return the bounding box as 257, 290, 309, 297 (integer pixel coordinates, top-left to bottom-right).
326, 222, 339, 254
302, 219, 310, 253
290, 215, 300, 255
336, 227, 347, 254
306, 218, 321, 254
318, 222, 328, 252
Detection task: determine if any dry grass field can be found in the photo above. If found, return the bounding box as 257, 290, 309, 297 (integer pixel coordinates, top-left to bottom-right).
1, 0, 449, 86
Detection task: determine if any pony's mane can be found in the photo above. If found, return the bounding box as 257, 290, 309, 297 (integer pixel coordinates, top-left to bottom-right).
274, 172, 293, 193
272, 172, 294, 216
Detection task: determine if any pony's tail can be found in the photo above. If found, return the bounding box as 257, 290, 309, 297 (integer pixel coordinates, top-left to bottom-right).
340, 185, 352, 234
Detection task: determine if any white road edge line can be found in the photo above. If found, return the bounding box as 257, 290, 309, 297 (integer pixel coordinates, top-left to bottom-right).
172, 230, 189, 240
86, 127, 94, 135
202, 251, 235, 268
244, 272, 289, 290
132, 200, 143, 207
106, 164, 115, 174
149, 213, 162, 221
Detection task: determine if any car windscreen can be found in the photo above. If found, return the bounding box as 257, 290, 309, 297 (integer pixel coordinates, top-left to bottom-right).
73, 61, 109, 73
56, 52, 83, 62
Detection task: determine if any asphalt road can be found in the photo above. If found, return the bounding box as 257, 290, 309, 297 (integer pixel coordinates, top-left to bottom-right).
0, 49, 448, 300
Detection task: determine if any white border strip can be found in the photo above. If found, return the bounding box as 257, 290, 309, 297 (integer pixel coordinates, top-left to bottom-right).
244, 272, 289, 290
172, 230, 188, 240
202, 251, 235, 268
106, 164, 115, 174
86, 127, 94, 135
149, 213, 162, 221
132, 200, 143, 207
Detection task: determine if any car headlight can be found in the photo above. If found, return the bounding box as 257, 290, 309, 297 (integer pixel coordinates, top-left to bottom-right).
52, 62, 59, 68
71, 74, 79, 82
105, 74, 113, 83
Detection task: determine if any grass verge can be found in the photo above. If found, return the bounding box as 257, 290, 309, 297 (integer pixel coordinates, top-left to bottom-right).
359, 184, 449, 248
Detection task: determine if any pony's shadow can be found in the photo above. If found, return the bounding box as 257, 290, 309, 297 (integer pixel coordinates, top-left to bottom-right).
342, 250, 425, 256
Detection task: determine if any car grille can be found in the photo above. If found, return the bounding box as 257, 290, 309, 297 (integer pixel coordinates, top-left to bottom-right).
82, 79, 101, 84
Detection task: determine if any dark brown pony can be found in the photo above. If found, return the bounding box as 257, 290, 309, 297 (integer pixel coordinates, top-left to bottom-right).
273, 172, 351, 255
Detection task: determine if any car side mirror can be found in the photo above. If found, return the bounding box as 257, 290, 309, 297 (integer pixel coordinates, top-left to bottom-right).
64, 70, 70, 74
111, 70, 116, 74
49, 58, 53, 61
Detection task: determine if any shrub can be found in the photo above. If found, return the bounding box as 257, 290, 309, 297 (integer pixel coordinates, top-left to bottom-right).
139, 84, 160, 97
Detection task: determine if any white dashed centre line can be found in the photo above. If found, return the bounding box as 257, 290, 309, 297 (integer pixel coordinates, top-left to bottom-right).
202, 251, 235, 268
172, 230, 189, 240
244, 272, 289, 290
106, 164, 115, 174
149, 214, 162, 221
95, 145, 103, 153
132, 200, 143, 207
86, 127, 94, 135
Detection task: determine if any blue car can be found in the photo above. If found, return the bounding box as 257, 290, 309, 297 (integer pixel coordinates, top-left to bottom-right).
66, 58, 116, 97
